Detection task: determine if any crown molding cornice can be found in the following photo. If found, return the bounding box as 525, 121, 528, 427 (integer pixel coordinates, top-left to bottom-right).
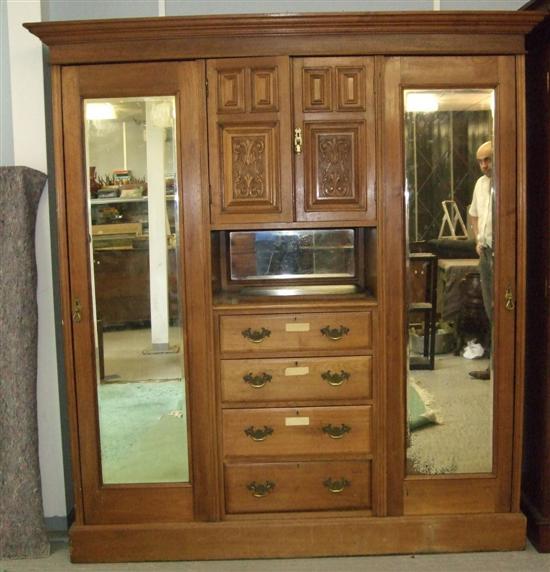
24, 11, 545, 46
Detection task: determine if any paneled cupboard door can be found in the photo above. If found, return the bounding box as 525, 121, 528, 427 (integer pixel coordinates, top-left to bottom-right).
61, 61, 216, 525
293, 57, 376, 223
208, 57, 293, 224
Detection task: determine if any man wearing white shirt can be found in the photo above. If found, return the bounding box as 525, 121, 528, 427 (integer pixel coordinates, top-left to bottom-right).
468, 140, 493, 380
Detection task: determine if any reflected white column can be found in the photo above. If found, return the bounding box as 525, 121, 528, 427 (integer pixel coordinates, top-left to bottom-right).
146, 101, 170, 351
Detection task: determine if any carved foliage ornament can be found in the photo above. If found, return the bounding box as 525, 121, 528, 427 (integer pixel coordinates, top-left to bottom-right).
232, 136, 266, 199
318, 134, 353, 197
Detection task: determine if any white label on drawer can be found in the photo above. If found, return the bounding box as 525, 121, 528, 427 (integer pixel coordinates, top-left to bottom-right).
285, 416, 310, 426
285, 322, 310, 332
284, 366, 309, 376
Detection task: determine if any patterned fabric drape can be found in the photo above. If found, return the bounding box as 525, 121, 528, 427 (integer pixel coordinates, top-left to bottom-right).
0, 166, 50, 559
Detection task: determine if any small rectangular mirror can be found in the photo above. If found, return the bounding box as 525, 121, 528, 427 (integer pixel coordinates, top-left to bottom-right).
229, 229, 356, 281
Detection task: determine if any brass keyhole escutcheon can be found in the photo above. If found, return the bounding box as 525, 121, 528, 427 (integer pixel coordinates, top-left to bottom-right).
72, 298, 82, 323
505, 286, 515, 311
294, 127, 303, 154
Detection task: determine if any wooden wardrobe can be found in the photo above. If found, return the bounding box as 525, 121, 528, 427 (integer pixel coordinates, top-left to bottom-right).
26, 11, 544, 562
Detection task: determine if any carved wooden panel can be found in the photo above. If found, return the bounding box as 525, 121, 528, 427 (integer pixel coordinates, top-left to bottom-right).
305, 122, 365, 210
251, 67, 278, 112
294, 57, 376, 222
317, 134, 354, 198
221, 125, 279, 212
208, 56, 292, 223
217, 68, 245, 113
303, 67, 332, 112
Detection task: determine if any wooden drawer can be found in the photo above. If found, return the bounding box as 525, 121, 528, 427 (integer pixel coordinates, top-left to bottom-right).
225, 460, 372, 514
219, 311, 372, 356
223, 406, 372, 458
221, 355, 373, 403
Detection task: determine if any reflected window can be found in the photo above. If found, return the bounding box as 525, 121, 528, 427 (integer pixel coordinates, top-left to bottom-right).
84, 96, 189, 484
404, 89, 495, 475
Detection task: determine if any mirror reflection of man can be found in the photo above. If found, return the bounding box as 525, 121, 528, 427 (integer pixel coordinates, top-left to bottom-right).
468, 141, 493, 381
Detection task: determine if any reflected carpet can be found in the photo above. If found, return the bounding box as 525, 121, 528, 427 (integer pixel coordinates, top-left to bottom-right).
98, 380, 189, 484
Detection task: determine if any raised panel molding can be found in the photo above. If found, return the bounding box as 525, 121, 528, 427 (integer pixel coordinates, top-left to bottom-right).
209, 56, 292, 224
218, 69, 245, 113
251, 67, 278, 112
294, 56, 376, 222
221, 124, 280, 213
305, 122, 365, 210
303, 67, 332, 112
337, 67, 366, 111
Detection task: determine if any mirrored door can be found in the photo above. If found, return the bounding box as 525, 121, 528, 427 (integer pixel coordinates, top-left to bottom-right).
383, 56, 519, 515
61, 61, 212, 524
84, 95, 188, 485
404, 88, 495, 475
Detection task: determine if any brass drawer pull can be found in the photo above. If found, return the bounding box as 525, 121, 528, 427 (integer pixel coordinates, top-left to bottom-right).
322, 423, 351, 439
320, 325, 349, 341
243, 372, 272, 388
247, 480, 275, 498
244, 425, 274, 441
242, 327, 271, 343
323, 477, 350, 494
321, 370, 350, 386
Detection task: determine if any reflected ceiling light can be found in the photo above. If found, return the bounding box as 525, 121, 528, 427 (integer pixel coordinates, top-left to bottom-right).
85, 102, 116, 120
405, 93, 439, 113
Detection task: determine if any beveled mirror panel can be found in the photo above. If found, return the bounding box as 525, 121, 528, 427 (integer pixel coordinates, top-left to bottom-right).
404, 89, 495, 475
229, 229, 356, 281
85, 96, 189, 484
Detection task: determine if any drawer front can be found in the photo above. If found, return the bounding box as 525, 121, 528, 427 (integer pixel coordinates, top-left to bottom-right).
225, 460, 372, 514
223, 406, 372, 458
219, 311, 373, 355
221, 356, 373, 402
